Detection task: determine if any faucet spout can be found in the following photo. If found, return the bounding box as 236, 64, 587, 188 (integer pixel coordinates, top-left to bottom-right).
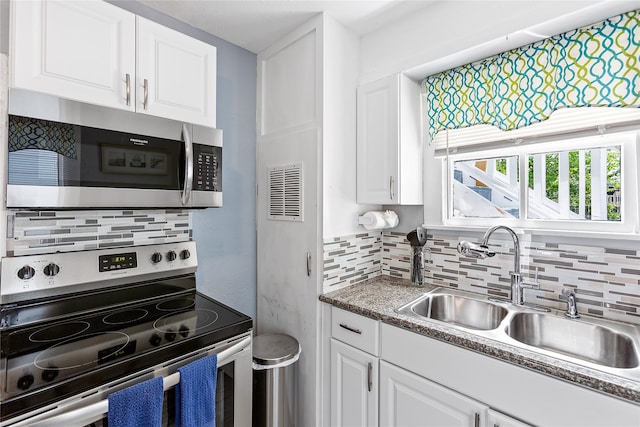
481, 226, 520, 277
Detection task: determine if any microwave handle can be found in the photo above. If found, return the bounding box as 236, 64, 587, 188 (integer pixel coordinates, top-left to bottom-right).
181, 124, 194, 206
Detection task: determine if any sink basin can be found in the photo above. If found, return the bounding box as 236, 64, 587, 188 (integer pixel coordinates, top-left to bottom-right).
399, 293, 508, 331
506, 312, 640, 369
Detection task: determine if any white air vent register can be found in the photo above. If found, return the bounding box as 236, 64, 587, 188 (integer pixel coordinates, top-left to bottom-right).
268, 163, 303, 221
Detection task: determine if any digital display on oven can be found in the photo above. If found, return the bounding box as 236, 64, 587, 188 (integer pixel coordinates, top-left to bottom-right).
99, 252, 137, 272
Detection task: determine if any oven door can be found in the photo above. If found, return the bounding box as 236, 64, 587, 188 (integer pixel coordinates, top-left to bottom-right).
1, 334, 252, 427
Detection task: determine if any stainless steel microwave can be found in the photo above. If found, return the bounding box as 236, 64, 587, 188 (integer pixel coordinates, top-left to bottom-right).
6, 90, 222, 209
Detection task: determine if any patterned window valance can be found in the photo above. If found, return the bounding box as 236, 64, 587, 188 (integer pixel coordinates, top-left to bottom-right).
423, 9, 640, 140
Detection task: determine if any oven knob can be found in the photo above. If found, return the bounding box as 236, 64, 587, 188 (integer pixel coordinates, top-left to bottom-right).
180, 249, 191, 260
164, 329, 177, 342
149, 333, 162, 347
43, 263, 60, 277
42, 368, 59, 382
167, 251, 177, 262
151, 252, 163, 264
17, 374, 34, 390
179, 325, 190, 338
17, 265, 36, 280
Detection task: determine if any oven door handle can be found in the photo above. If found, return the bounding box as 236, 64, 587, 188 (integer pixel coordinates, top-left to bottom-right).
181, 124, 194, 206
18, 336, 251, 427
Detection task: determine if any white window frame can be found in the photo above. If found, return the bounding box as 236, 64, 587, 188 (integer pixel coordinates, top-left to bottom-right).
442, 131, 639, 235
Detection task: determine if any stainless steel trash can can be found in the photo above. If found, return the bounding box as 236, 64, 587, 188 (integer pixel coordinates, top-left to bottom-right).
252, 334, 301, 427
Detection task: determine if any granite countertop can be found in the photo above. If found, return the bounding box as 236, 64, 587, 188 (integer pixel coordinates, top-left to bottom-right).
319, 276, 640, 404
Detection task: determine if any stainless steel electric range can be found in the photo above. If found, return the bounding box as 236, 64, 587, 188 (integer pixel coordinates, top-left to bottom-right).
0, 242, 253, 426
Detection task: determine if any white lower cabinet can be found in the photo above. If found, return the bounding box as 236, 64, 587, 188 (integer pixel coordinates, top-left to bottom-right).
326, 310, 639, 427
380, 361, 487, 427
331, 339, 378, 427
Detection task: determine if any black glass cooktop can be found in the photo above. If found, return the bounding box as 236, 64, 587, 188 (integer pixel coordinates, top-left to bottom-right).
0, 275, 252, 422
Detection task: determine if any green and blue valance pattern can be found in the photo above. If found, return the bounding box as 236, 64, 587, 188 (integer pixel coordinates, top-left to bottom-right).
424, 9, 640, 140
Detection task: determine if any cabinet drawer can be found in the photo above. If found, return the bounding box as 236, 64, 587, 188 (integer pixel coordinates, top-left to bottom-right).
331, 307, 379, 356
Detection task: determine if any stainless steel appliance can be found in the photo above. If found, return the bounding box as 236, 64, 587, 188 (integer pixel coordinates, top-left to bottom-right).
6, 89, 222, 209
0, 242, 252, 426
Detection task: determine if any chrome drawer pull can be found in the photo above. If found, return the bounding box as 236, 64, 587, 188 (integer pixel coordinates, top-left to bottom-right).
339, 323, 362, 335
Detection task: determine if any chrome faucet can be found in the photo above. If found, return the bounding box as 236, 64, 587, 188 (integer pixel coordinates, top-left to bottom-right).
458, 226, 540, 307
562, 289, 580, 318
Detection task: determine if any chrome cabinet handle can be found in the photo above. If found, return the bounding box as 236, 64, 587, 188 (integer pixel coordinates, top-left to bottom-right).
389, 175, 395, 200
125, 74, 131, 106
181, 124, 193, 206
339, 323, 362, 335
143, 78, 149, 110
367, 362, 372, 392
306, 252, 311, 276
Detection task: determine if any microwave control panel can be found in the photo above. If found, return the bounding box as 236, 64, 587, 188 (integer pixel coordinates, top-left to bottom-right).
193, 145, 222, 192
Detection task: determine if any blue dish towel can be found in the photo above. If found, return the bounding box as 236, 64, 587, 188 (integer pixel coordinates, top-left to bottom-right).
107, 376, 163, 427
176, 354, 218, 427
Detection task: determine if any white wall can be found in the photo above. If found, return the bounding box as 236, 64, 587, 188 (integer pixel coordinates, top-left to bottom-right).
359, 0, 637, 84
322, 15, 379, 238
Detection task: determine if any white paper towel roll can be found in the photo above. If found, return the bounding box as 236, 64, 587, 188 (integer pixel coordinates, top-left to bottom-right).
384, 210, 399, 228
359, 210, 399, 230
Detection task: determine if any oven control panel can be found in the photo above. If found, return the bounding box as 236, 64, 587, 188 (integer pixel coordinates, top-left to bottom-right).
0, 242, 198, 303
99, 252, 137, 272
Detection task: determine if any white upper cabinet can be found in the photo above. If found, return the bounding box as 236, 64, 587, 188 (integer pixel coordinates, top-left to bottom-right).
10, 0, 217, 127
136, 17, 216, 127
10, 0, 135, 112
356, 73, 422, 205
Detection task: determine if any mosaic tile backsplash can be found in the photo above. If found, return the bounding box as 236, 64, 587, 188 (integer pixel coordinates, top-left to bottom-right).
323, 231, 412, 293
7, 210, 192, 256
324, 229, 640, 325
382, 232, 412, 279
323, 232, 382, 292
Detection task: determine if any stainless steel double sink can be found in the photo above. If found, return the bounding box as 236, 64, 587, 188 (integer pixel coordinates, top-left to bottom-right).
396, 288, 640, 380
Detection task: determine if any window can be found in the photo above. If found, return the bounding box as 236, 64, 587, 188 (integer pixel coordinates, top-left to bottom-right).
445, 132, 638, 233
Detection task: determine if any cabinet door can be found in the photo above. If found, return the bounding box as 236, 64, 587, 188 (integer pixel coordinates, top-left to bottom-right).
380, 361, 487, 427
487, 409, 532, 427
11, 0, 135, 111
331, 339, 378, 427
357, 74, 399, 204
136, 17, 217, 127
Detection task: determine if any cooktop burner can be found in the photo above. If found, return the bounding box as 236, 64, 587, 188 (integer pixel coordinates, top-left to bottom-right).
154, 308, 220, 334
28, 321, 91, 343
103, 308, 149, 325
157, 296, 196, 311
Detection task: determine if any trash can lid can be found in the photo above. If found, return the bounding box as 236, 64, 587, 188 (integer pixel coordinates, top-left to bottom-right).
253, 334, 301, 366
